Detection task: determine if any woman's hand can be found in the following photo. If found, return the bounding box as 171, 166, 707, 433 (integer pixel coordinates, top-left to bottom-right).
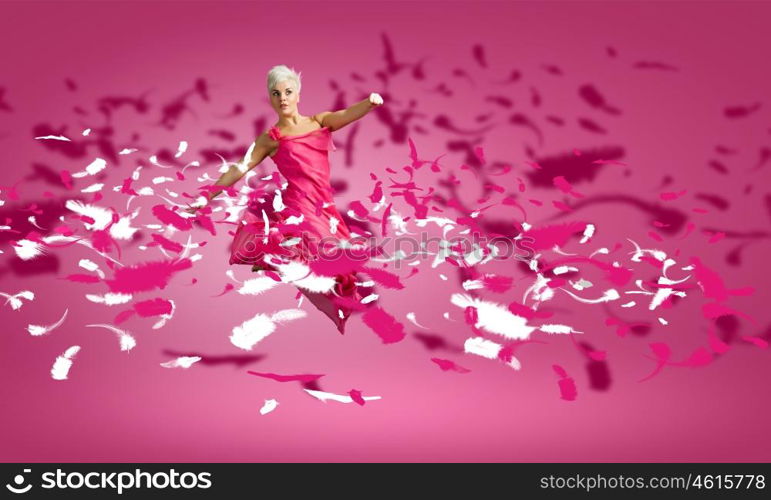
368, 93, 384, 107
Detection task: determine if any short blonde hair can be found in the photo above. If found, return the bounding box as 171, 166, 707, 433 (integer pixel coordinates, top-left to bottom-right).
267, 65, 302, 94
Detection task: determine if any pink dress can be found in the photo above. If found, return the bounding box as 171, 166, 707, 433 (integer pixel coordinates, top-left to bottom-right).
229, 125, 362, 333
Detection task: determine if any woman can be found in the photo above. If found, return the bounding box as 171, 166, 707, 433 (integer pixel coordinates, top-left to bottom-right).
188, 65, 383, 333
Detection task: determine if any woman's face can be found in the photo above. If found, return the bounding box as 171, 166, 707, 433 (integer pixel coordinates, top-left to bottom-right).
270, 79, 299, 116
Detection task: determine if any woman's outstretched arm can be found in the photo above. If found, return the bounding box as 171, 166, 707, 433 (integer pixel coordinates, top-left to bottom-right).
187, 132, 273, 211
314, 93, 384, 132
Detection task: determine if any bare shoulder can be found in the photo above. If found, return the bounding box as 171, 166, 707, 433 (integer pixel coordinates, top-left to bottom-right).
253, 130, 278, 151
256, 130, 273, 144
312, 112, 331, 127
245, 131, 278, 165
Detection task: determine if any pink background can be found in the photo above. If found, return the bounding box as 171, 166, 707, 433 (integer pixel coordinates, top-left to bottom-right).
1, 0, 770, 462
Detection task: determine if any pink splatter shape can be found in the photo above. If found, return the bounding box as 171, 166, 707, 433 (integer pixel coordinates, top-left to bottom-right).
707, 231, 725, 244
501, 196, 527, 219
369, 180, 383, 203
464, 306, 478, 326
91, 229, 119, 256
212, 283, 235, 297
605, 316, 630, 337
639, 342, 671, 382
247, 372, 325, 383
114, 310, 136, 324
552, 364, 577, 401
381, 203, 392, 237
482, 274, 513, 293
547, 278, 566, 288
309, 251, 364, 276
64, 274, 101, 284
152, 204, 192, 231
474, 146, 486, 165
134, 298, 173, 317
54, 225, 75, 236
59, 170, 73, 190
360, 266, 404, 289
690, 256, 754, 303
349, 389, 366, 406
510, 301, 553, 322
150, 233, 184, 253
742, 336, 768, 348
701, 302, 756, 325
349, 200, 370, 219
431, 358, 471, 373
193, 213, 216, 236
362, 306, 406, 344
660, 189, 687, 201
670, 347, 712, 367
676, 222, 697, 240
553, 176, 584, 198
120, 177, 138, 196
105, 258, 192, 293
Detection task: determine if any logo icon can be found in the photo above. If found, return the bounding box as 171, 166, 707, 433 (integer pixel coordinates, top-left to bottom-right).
5, 469, 32, 494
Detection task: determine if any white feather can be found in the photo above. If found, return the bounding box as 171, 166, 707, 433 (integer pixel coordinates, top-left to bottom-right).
86, 324, 136, 351
304, 390, 381, 404
80, 182, 104, 193
537, 324, 582, 334
151, 300, 176, 330
237, 276, 279, 296
268, 259, 336, 293
260, 399, 279, 415
230, 314, 275, 350
270, 309, 307, 323
1, 290, 35, 310
35, 135, 70, 141
13, 239, 45, 260
84, 157, 107, 176
65, 199, 112, 230
462, 279, 483, 291
464, 336, 502, 359
560, 288, 620, 304
85, 293, 133, 305
27, 308, 68, 336
51, 346, 80, 380
110, 212, 139, 240
175, 141, 188, 158
451, 293, 535, 340
580, 223, 595, 244
405, 312, 429, 329
27, 216, 45, 230
272, 189, 285, 212
43, 234, 124, 266
160, 356, 201, 368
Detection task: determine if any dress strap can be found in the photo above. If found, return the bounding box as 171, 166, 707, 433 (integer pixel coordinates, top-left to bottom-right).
268, 126, 281, 141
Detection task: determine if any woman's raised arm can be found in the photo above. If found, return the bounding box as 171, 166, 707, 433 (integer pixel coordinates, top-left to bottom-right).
314, 93, 384, 132
186, 132, 274, 212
